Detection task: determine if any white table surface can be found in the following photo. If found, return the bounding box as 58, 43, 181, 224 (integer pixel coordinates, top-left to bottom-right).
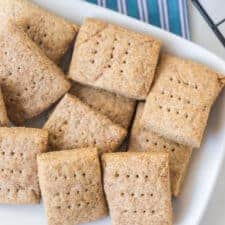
188, 1, 225, 224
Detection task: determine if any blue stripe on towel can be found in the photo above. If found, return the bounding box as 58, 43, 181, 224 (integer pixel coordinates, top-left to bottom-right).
167, 0, 182, 36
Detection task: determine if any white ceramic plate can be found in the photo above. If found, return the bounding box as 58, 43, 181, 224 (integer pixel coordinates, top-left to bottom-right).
1, 1, 225, 225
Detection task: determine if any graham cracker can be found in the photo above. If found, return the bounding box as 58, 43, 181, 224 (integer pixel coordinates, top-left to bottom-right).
68, 18, 161, 100
102, 152, 172, 225
142, 53, 225, 148
129, 102, 192, 196
69, 82, 136, 129
37, 148, 107, 225
43, 94, 127, 154
0, 127, 48, 204
0, 87, 9, 126
0, 0, 78, 63
0, 23, 71, 124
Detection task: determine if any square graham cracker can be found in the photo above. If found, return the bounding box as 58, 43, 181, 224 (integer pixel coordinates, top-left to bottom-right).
37, 148, 107, 225
129, 102, 192, 196
142, 53, 225, 148
0, 87, 9, 126
43, 94, 127, 154
0, 23, 71, 124
0, 0, 78, 63
102, 152, 172, 225
0, 127, 48, 204
69, 82, 136, 129
68, 18, 161, 100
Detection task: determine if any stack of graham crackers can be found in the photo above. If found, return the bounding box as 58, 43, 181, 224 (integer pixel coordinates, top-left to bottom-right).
0, 1, 224, 225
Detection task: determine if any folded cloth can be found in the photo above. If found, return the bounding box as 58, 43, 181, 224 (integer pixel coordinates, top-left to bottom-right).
86, 0, 190, 39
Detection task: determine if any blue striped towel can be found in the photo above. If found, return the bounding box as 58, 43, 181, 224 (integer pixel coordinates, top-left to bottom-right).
86, 0, 190, 39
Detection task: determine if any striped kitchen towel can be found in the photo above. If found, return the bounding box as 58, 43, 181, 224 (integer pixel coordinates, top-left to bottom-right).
86, 0, 190, 39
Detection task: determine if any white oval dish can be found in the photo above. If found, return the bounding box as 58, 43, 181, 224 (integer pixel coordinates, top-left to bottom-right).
1, 1, 225, 225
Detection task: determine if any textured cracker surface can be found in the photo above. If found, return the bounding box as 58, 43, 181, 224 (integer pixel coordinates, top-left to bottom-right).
142, 53, 224, 148
69, 82, 136, 129
0, 87, 9, 126
68, 18, 161, 100
0, 127, 48, 204
0, 0, 78, 63
0, 23, 71, 124
37, 148, 107, 225
129, 103, 192, 196
44, 94, 127, 154
102, 152, 172, 225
